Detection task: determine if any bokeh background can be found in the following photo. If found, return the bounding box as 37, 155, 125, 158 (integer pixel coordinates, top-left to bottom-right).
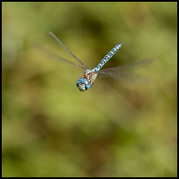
2, 2, 177, 177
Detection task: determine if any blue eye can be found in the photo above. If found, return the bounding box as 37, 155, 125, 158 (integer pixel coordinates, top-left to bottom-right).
76, 78, 90, 91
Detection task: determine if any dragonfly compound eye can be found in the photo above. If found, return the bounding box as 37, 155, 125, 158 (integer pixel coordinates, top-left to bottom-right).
76, 78, 90, 92
77, 83, 86, 92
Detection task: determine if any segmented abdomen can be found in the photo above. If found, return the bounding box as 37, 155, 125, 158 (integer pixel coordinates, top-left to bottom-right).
92, 43, 122, 72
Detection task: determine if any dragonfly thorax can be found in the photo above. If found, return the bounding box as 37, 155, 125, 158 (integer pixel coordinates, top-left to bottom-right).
84, 69, 93, 74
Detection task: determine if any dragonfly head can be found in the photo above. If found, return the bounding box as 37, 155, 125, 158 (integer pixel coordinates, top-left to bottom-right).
76, 78, 90, 92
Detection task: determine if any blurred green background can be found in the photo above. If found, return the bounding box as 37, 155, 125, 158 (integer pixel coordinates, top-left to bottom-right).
2, 2, 177, 177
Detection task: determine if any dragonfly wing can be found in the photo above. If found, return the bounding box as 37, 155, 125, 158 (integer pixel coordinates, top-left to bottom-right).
36, 44, 86, 71
98, 59, 157, 73
98, 70, 151, 84
49, 32, 88, 70
98, 59, 157, 83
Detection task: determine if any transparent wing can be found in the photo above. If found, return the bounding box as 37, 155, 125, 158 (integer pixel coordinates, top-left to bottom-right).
97, 59, 157, 81
36, 45, 86, 71
98, 70, 150, 83
49, 31, 88, 70
98, 59, 156, 74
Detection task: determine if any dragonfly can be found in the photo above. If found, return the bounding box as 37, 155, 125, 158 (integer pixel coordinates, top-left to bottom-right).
41, 31, 156, 92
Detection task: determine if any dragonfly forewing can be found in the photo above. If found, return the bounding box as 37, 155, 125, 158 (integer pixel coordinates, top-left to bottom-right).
49, 32, 88, 70
37, 45, 86, 71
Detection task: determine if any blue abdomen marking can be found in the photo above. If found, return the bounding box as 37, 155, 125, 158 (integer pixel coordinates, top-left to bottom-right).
92, 43, 122, 72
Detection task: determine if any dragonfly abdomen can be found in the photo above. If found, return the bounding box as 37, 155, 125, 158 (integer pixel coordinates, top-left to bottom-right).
92, 43, 122, 72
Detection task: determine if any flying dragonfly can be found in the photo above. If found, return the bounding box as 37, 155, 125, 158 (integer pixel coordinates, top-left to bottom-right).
40, 31, 156, 92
